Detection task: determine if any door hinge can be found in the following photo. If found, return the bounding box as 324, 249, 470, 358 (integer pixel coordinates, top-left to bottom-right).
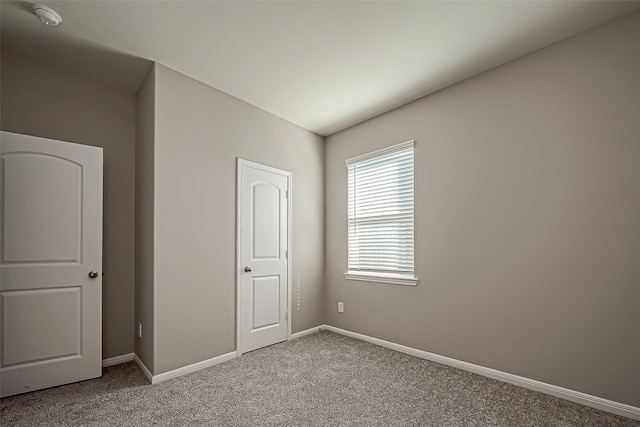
285, 250, 288, 259
285, 311, 288, 320
285, 190, 289, 199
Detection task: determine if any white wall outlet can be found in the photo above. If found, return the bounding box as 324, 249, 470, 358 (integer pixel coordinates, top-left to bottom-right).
137, 322, 143, 338
338, 302, 344, 313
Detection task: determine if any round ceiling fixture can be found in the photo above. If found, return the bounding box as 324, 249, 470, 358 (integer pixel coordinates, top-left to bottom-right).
33, 4, 62, 27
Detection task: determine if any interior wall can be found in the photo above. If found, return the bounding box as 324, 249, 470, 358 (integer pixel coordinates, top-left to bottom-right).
0, 52, 137, 360
325, 11, 640, 407
134, 65, 156, 371
152, 64, 325, 375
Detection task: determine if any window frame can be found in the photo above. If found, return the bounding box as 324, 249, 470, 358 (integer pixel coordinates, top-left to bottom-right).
344, 140, 418, 286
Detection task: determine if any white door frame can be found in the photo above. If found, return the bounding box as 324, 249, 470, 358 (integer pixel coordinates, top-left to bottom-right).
236, 158, 292, 356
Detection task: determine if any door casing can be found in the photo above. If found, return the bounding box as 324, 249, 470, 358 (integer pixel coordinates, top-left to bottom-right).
236, 158, 292, 356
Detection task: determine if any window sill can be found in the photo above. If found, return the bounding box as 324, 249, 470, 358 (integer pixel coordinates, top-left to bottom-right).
344, 272, 418, 286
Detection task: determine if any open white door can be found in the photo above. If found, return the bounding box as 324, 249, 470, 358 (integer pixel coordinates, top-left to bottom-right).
237, 159, 291, 354
0, 131, 103, 397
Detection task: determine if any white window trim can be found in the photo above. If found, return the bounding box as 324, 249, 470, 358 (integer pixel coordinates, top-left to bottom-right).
345, 139, 418, 287
344, 271, 418, 286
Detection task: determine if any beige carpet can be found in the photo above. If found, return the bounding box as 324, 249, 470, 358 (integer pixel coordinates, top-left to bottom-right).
1, 331, 638, 426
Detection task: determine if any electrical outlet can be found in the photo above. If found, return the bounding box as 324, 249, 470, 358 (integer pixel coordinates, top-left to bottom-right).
338, 302, 344, 313
137, 322, 142, 338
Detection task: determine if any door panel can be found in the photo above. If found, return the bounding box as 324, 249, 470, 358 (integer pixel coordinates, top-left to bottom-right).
252, 183, 280, 259
238, 159, 290, 354
252, 275, 281, 330
3, 153, 82, 263
0, 131, 103, 397
2, 287, 81, 365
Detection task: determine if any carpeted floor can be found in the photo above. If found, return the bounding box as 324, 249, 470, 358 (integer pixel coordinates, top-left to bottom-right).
1, 331, 638, 426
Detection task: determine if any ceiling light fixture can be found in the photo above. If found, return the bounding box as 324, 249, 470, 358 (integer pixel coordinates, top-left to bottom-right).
33, 4, 62, 27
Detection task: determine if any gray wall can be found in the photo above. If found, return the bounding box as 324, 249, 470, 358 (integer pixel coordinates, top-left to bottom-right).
1, 53, 137, 360
149, 64, 324, 374
134, 65, 156, 371
325, 11, 640, 407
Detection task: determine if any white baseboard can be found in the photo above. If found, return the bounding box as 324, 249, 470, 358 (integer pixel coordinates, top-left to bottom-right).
291, 325, 323, 340
134, 351, 238, 385
134, 354, 153, 383
102, 353, 134, 367
323, 325, 640, 421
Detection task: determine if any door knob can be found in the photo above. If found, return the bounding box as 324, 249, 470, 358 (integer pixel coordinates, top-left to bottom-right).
88, 271, 98, 279
244, 266, 252, 272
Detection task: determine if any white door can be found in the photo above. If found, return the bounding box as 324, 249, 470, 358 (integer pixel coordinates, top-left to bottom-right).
0, 131, 103, 397
237, 159, 290, 354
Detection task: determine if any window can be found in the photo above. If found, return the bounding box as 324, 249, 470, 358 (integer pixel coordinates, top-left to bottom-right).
345, 140, 418, 286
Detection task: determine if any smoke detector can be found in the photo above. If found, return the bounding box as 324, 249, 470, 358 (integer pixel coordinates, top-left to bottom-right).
33, 4, 62, 27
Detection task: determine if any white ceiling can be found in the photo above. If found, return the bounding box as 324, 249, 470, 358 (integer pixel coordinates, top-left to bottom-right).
2, 1, 639, 136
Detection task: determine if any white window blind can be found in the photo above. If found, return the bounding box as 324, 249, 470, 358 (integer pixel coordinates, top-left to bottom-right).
346, 140, 415, 281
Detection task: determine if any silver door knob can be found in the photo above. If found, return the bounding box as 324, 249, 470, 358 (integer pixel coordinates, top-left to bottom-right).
244, 266, 252, 272
88, 271, 98, 279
